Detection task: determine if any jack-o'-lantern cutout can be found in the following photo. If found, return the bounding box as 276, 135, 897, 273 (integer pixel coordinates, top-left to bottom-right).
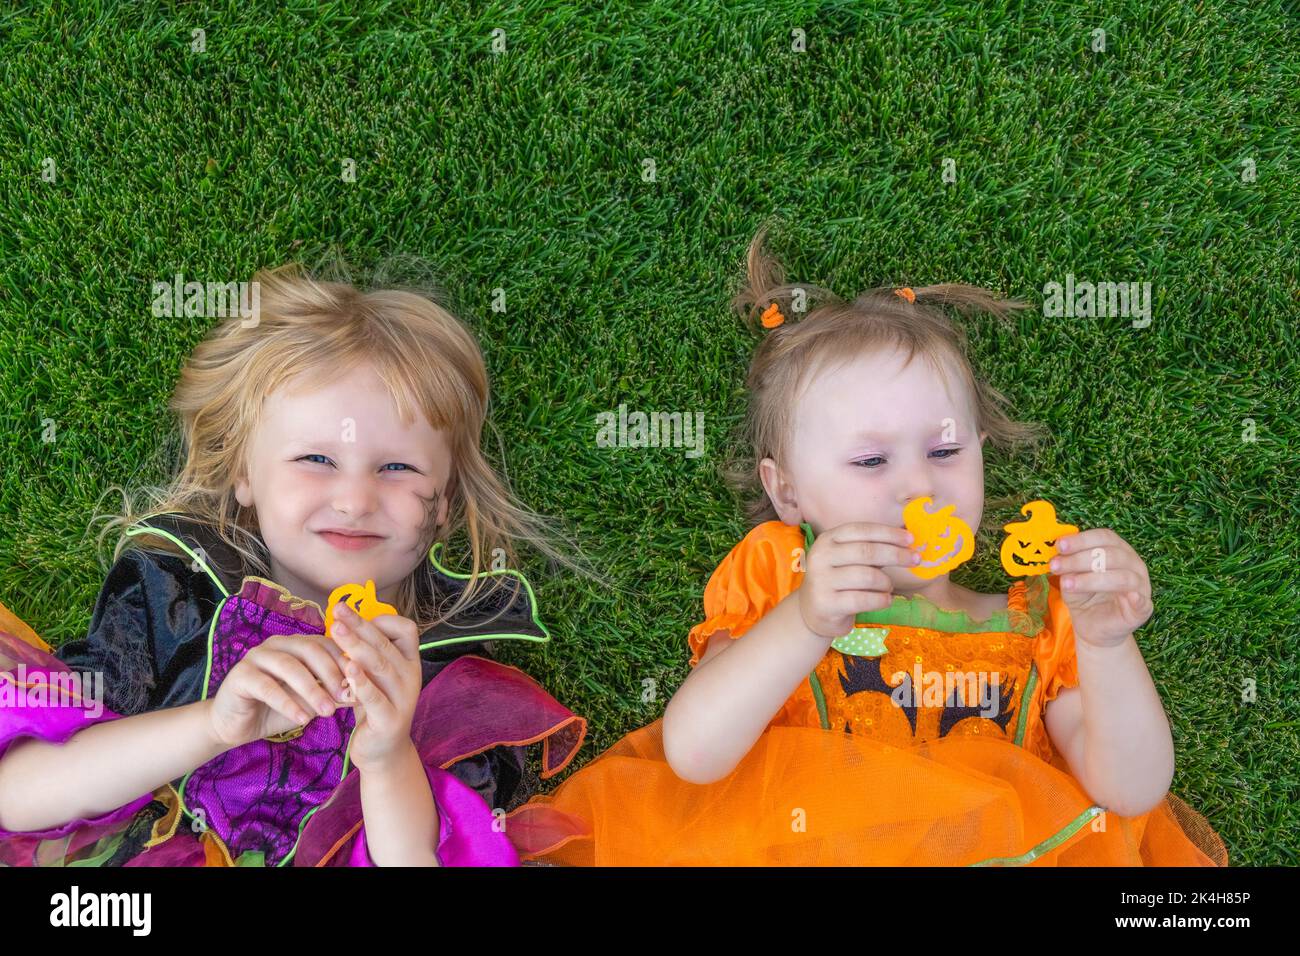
903, 497, 975, 579
324, 578, 397, 638
1000, 500, 1078, 576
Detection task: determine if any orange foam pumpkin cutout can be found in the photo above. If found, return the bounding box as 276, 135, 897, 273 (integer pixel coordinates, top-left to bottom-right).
903, 497, 975, 579
324, 579, 397, 638
1000, 500, 1079, 576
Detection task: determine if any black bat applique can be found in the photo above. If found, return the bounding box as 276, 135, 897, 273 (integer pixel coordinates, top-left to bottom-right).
937, 676, 1017, 738
838, 653, 918, 736
838, 654, 1016, 740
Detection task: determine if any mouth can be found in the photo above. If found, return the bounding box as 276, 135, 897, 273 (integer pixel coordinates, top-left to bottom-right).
316, 529, 385, 552
1011, 552, 1047, 567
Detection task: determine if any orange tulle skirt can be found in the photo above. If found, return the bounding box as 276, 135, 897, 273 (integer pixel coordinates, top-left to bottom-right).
506, 718, 1228, 866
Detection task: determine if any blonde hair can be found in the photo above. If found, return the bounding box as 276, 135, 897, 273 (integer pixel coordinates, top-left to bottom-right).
725, 225, 1049, 528
93, 260, 599, 633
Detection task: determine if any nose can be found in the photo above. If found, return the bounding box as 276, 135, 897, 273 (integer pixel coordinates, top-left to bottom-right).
899, 486, 935, 511
331, 470, 379, 518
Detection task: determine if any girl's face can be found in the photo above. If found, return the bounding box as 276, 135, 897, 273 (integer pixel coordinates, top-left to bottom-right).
760, 346, 988, 596
234, 362, 451, 612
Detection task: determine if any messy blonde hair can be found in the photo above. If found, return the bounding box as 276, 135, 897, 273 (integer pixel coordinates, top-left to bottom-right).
726, 225, 1049, 528
93, 261, 597, 633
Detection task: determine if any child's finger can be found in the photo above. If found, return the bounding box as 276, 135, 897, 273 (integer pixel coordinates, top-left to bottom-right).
334, 605, 407, 671
253, 651, 340, 717
1049, 547, 1121, 575
343, 660, 396, 726
1055, 527, 1123, 555
368, 614, 421, 662
827, 539, 919, 570
827, 523, 915, 548
830, 589, 895, 617
1059, 568, 1144, 594
827, 565, 894, 594
332, 623, 400, 701
279, 638, 350, 701
243, 670, 317, 726
333, 616, 409, 700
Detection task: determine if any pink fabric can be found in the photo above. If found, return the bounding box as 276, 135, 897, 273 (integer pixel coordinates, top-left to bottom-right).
293, 655, 585, 866
348, 763, 521, 866
0, 667, 153, 839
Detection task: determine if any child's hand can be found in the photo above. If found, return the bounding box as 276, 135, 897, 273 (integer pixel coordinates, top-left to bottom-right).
798, 522, 918, 639
208, 635, 350, 748
1050, 528, 1153, 648
330, 602, 423, 774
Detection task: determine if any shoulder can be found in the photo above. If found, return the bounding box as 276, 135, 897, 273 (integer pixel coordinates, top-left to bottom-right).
714, 520, 806, 580
715, 520, 805, 590
117, 512, 250, 597
741, 519, 806, 554
55, 515, 234, 715
415, 543, 551, 656
685, 522, 805, 666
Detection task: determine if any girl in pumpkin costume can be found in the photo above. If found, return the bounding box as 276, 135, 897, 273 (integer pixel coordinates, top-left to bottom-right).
0, 265, 588, 866
505, 230, 1228, 866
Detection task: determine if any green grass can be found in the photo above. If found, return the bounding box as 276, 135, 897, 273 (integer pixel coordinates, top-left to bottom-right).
1, 1, 1296, 865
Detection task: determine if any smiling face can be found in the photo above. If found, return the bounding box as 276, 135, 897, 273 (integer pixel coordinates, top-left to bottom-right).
233, 362, 451, 611
759, 345, 988, 596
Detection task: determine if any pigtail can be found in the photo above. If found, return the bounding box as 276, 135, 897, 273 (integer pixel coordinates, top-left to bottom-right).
854, 282, 1031, 327
731, 224, 841, 332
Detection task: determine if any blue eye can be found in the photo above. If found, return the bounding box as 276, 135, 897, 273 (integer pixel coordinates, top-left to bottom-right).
852, 448, 961, 468
297, 455, 418, 474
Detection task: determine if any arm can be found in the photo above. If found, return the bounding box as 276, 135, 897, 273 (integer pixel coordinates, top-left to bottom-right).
1043, 635, 1174, 817
357, 741, 441, 866
0, 629, 351, 835
0, 698, 228, 833
662, 593, 832, 785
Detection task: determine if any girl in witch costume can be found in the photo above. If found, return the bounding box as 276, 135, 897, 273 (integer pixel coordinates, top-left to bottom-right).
0, 265, 586, 866
504, 229, 1228, 866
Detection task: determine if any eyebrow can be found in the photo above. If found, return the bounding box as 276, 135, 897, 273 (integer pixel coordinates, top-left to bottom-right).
849, 427, 957, 442
287, 438, 429, 459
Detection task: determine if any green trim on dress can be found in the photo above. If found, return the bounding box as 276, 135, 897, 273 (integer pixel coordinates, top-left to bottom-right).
968, 805, 1105, 866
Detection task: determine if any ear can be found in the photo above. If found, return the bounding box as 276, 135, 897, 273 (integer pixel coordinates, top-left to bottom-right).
234, 469, 253, 509
979, 430, 989, 445
759, 457, 803, 526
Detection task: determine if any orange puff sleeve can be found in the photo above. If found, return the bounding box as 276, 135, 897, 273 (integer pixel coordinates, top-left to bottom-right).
686, 522, 806, 668
1023, 575, 1081, 765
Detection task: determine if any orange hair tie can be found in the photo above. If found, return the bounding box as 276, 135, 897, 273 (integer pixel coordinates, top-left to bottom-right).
894, 287, 916, 303
760, 301, 786, 328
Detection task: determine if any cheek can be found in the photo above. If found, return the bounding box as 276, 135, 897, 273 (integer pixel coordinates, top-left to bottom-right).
392, 482, 439, 523
817, 470, 893, 525
261, 469, 321, 517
